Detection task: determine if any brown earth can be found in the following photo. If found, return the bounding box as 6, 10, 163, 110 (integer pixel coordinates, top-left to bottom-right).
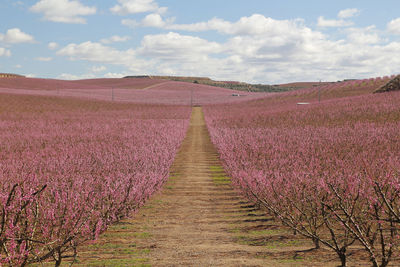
71, 107, 371, 267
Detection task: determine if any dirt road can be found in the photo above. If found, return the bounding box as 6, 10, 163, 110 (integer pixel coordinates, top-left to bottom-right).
74, 107, 340, 266
139, 107, 272, 266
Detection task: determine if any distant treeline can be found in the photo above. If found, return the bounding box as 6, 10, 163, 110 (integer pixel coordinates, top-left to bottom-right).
123, 75, 301, 93
205, 82, 300, 92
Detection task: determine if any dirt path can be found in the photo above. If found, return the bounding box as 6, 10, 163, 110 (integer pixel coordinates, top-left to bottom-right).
131, 107, 270, 266
140, 107, 269, 266
141, 82, 169, 90
73, 107, 343, 266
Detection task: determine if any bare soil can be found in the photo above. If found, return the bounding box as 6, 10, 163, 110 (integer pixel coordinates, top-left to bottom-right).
72, 107, 372, 267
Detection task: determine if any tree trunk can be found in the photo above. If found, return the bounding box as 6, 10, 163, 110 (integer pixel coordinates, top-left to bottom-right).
55, 249, 62, 267
370, 255, 379, 267
338, 251, 346, 267
312, 237, 320, 249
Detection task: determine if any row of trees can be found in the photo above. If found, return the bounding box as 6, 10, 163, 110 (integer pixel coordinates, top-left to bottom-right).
204, 87, 400, 266
0, 94, 191, 266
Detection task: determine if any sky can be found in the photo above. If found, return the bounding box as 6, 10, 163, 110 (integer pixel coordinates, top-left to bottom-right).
1, 0, 400, 84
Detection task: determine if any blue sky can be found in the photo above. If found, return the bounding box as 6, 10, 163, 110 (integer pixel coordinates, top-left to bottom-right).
1, 0, 400, 83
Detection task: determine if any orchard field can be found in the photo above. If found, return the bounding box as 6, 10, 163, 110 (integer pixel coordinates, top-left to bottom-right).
0, 93, 190, 265
1, 75, 400, 266
204, 77, 400, 267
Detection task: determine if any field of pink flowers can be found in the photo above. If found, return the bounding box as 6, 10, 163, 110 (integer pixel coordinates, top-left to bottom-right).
0, 93, 191, 266
0, 77, 270, 105
1, 74, 398, 266
0, 77, 167, 90
204, 84, 400, 266
267, 75, 394, 105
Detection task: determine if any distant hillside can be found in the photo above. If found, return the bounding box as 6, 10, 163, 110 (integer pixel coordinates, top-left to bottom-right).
124, 75, 304, 93
0, 76, 166, 90
274, 81, 333, 90
0, 74, 395, 105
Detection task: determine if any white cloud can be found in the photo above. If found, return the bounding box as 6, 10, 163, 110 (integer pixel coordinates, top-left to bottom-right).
15, 64, 22, 68
166, 17, 233, 33
110, 0, 167, 15
48, 42, 59, 50
135, 23, 400, 82
142, 13, 166, 27
125, 13, 355, 33
121, 19, 139, 28
57, 41, 136, 64
58, 73, 95, 80
220, 15, 307, 36
91, 65, 106, 72
138, 32, 223, 60
56, 13, 400, 84
56, 41, 153, 75
317, 9, 359, 28
104, 72, 125, 78
56, 33, 225, 79
317, 16, 353, 27
100, 35, 130, 44
35, 57, 53, 61
30, 0, 96, 24
0, 47, 11, 57
122, 13, 175, 28
338, 8, 360, 19
0, 28, 34, 44
346, 26, 381, 44
125, 13, 312, 38
387, 18, 400, 35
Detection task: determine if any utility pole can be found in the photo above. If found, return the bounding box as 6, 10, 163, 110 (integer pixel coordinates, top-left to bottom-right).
190, 87, 193, 107
318, 79, 321, 103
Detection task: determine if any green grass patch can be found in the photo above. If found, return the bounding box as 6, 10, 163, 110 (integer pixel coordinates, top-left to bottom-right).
153, 199, 164, 204
212, 176, 231, 185
34, 246, 150, 267
255, 255, 305, 265
228, 227, 242, 234
102, 231, 135, 239
265, 239, 304, 249
210, 165, 224, 172
110, 224, 132, 230
132, 232, 151, 238
248, 229, 284, 236
168, 174, 179, 181
101, 231, 151, 239
276, 258, 305, 265
82, 258, 150, 267
210, 165, 231, 185
235, 235, 253, 245
89, 242, 131, 250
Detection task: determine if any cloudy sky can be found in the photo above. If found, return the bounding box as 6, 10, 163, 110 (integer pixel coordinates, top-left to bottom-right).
1, 0, 400, 83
